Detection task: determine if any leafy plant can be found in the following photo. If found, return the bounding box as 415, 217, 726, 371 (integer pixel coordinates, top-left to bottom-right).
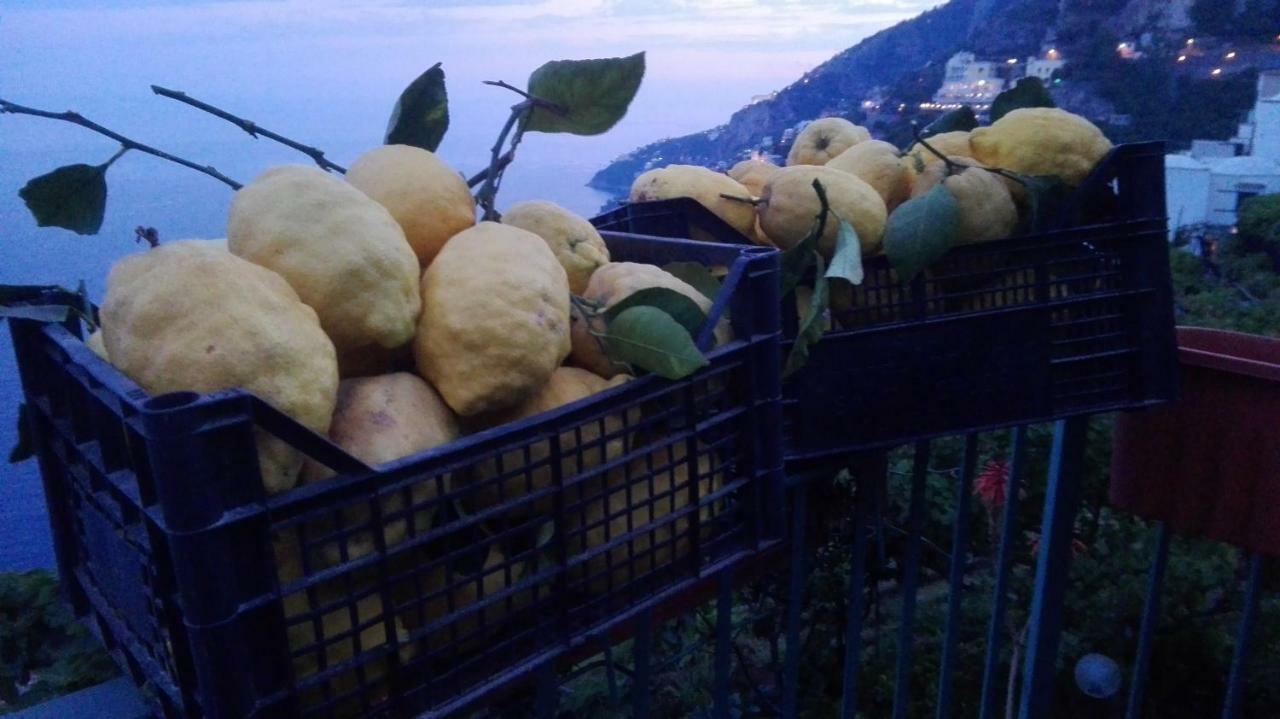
0, 571, 115, 712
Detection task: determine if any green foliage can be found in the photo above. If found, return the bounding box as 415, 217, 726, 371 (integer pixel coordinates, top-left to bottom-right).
525, 53, 646, 136
1170, 239, 1280, 336
883, 184, 960, 283
1190, 0, 1237, 36
784, 253, 829, 379
384, 62, 449, 152
604, 286, 707, 338
1237, 193, 1280, 261
18, 163, 109, 235
989, 77, 1055, 123
0, 571, 115, 712
824, 218, 864, 288
602, 305, 708, 380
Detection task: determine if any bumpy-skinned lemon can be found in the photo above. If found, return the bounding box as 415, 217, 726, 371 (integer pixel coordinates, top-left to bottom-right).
227, 165, 421, 355
569, 262, 719, 378
414, 222, 570, 417
727, 157, 781, 198
902, 131, 975, 184
911, 159, 1020, 244
970, 108, 1112, 186
571, 441, 720, 594
630, 165, 755, 240
467, 367, 630, 517
786, 118, 871, 166
102, 241, 338, 494
345, 144, 476, 266
273, 551, 415, 715
300, 372, 459, 564
758, 166, 887, 256
827, 140, 910, 212
502, 200, 610, 295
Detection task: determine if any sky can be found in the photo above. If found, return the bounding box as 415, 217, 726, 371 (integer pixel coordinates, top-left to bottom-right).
0, 0, 941, 166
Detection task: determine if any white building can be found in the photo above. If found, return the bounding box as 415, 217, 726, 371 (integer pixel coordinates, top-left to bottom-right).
1025, 47, 1065, 82
1166, 71, 1280, 236
932, 52, 1005, 107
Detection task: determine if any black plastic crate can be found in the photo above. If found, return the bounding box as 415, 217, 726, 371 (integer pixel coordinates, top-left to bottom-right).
592, 142, 1177, 461
6, 236, 782, 718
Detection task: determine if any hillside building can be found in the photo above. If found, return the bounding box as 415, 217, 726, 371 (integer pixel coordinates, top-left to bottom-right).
1167, 71, 1280, 235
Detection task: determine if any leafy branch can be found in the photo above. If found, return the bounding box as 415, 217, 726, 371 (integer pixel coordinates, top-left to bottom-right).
150, 85, 346, 173
0, 98, 242, 190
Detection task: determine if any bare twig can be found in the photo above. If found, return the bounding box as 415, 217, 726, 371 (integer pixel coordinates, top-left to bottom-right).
910, 123, 1028, 188
482, 80, 568, 115
151, 85, 346, 173
133, 226, 160, 248
0, 98, 242, 189
474, 100, 532, 220
720, 193, 764, 206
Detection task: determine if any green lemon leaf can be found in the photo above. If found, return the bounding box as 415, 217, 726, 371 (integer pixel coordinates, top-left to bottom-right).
525, 52, 645, 135
19, 163, 109, 235
385, 62, 449, 152
884, 184, 961, 283
784, 253, 830, 378
662, 261, 722, 303
9, 404, 34, 464
1021, 175, 1070, 232
603, 306, 708, 380
921, 106, 978, 138
990, 77, 1055, 122
825, 217, 864, 287
605, 287, 707, 338
0, 305, 71, 323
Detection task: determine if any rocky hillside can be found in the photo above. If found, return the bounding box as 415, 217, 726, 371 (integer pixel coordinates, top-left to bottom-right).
590, 0, 1276, 195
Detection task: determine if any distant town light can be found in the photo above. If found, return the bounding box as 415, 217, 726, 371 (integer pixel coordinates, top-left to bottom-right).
1225, 51, 1237, 60
1186, 38, 1195, 46
1117, 43, 1128, 51
1047, 48, 1059, 59
1211, 68, 1223, 76
977, 79, 986, 86
1177, 55, 1187, 62
1007, 58, 1018, 64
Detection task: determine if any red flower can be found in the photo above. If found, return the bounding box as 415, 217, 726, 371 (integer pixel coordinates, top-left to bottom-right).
973, 460, 1010, 510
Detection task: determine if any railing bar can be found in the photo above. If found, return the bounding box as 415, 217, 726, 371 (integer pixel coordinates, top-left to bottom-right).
936, 434, 978, 719
893, 440, 932, 719
1018, 416, 1089, 719
840, 466, 877, 718
714, 569, 733, 719
1124, 522, 1171, 719
977, 422, 1029, 716
782, 482, 809, 717
1222, 552, 1265, 719
533, 661, 558, 718
633, 608, 652, 719
979, 425, 1029, 719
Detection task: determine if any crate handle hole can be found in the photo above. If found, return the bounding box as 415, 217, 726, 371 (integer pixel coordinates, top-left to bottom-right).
144, 392, 201, 412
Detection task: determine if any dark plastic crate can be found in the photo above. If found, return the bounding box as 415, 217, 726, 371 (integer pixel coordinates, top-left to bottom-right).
6, 236, 782, 719
592, 142, 1178, 461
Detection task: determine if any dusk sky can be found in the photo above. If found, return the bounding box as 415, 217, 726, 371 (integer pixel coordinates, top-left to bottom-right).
1, 1, 940, 161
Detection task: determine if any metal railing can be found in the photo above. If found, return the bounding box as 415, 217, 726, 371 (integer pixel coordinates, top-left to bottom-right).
490, 416, 1273, 719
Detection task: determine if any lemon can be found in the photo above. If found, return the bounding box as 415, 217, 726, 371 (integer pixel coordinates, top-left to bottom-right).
786, 118, 871, 166
345, 144, 477, 265
502, 200, 610, 295
970, 108, 1112, 186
